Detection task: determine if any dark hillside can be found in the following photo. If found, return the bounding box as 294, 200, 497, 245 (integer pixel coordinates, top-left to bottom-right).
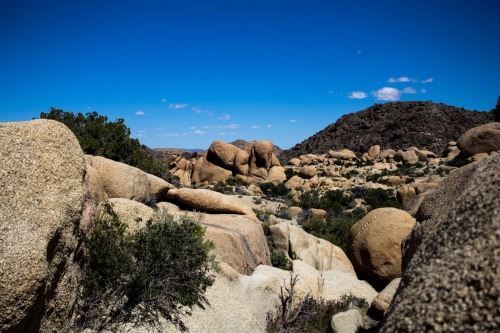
281, 101, 493, 162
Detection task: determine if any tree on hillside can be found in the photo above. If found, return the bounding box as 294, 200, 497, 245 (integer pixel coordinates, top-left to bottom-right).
40, 107, 167, 177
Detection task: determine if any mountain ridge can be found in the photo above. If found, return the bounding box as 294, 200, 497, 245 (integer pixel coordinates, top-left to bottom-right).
280, 100, 494, 163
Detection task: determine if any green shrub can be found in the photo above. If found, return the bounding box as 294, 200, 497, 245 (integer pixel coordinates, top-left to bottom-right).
299, 190, 355, 216
302, 213, 363, 251
225, 176, 249, 187
266, 274, 368, 333
405, 177, 415, 184
285, 168, 299, 180
343, 169, 359, 179
258, 182, 291, 199
40, 108, 168, 178
270, 251, 292, 271
76, 203, 217, 331
446, 158, 472, 168
353, 187, 403, 210
212, 181, 234, 194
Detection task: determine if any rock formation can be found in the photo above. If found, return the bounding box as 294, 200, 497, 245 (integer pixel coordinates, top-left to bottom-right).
0, 119, 92, 332
380, 155, 500, 332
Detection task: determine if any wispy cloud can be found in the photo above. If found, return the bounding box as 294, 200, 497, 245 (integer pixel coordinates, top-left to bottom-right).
421, 88, 428, 93
388, 77, 418, 83
138, 130, 147, 133
192, 106, 214, 116
202, 124, 240, 129
217, 113, 230, 120
290, 119, 297, 123
357, 50, 362, 54
267, 124, 272, 128
189, 126, 196, 130
135, 111, 145, 115
348, 91, 368, 99
193, 130, 207, 135
250, 125, 261, 129
402, 87, 417, 94
137, 133, 148, 138
161, 98, 167, 102
422, 78, 434, 83
154, 127, 165, 131
372, 87, 402, 101
169, 103, 188, 109
159, 132, 181, 137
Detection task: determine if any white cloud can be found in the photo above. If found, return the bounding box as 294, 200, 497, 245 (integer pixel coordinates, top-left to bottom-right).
138, 130, 147, 133
388, 77, 418, 83
193, 106, 214, 116
421, 88, 428, 93
348, 91, 368, 99
217, 113, 230, 120
154, 127, 165, 131
357, 50, 362, 54
329, 90, 334, 94
135, 110, 145, 115
372, 87, 402, 101
250, 125, 261, 129
159, 132, 181, 137
217, 132, 237, 135
189, 126, 196, 130
193, 130, 207, 135
402, 87, 417, 94
422, 78, 434, 83
202, 124, 240, 129
161, 98, 167, 102
267, 124, 272, 128
290, 119, 297, 123
137, 133, 148, 138
169, 103, 188, 109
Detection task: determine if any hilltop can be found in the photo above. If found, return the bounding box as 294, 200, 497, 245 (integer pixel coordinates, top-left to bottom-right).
281, 101, 494, 162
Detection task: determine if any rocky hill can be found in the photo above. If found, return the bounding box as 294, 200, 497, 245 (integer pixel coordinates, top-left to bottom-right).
281, 101, 494, 163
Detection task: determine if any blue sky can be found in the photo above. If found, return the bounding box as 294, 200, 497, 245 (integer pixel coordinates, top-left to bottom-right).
1, 0, 499, 149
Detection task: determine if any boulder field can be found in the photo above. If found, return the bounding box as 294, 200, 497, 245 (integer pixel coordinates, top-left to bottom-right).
1, 118, 499, 332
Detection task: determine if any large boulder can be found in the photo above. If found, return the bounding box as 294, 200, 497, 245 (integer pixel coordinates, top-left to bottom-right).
457, 122, 500, 155
266, 166, 286, 184
367, 145, 381, 160
270, 223, 356, 276
396, 150, 418, 164
245, 141, 274, 182
191, 157, 232, 184
298, 165, 316, 179
406, 155, 499, 270
85, 155, 175, 203
165, 188, 257, 218
347, 208, 415, 290
170, 157, 194, 186
379, 155, 500, 332
206, 140, 241, 170
0, 119, 92, 332
329, 149, 357, 160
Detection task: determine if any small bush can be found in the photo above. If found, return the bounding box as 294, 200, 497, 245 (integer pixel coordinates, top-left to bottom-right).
225, 176, 249, 187
285, 168, 299, 180
446, 158, 471, 168
302, 213, 363, 251
266, 274, 368, 333
258, 182, 291, 199
405, 177, 415, 184
76, 203, 217, 331
353, 187, 403, 210
270, 251, 292, 270
343, 169, 359, 179
212, 181, 234, 194
299, 190, 355, 216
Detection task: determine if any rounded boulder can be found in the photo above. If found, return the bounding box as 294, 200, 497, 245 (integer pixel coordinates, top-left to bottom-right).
347, 208, 415, 289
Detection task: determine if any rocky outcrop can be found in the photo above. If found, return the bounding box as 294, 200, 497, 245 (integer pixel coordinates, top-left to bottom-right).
165, 188, 256, 218
270, 223, 356, 275
298, 165, 316, 179
380, 155, 500, 332
347, 208, 415, 290
281, 101, 493, 163
191, 157, 233, 184
457, 122, 500, 155
85, 155, 175, 204
0, 119, 91, 332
